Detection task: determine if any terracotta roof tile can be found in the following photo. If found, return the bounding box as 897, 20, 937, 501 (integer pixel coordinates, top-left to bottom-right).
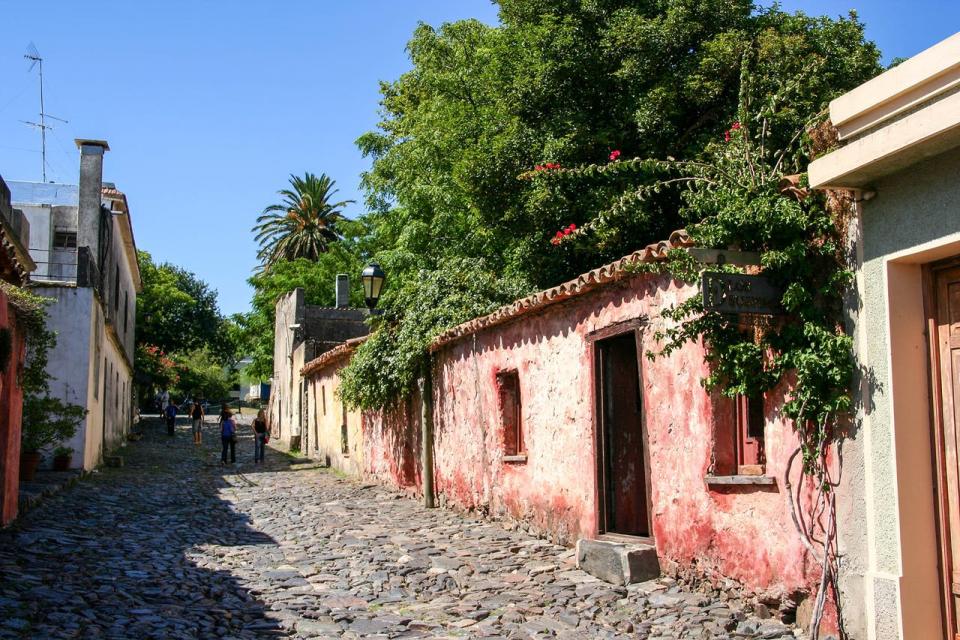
429, 229, 693, 352
302, 336, 369, 378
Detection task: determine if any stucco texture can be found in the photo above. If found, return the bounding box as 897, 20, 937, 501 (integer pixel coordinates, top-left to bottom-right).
844, 147, 960, 640
428, 273, 818, 598
305, 357, 365, 477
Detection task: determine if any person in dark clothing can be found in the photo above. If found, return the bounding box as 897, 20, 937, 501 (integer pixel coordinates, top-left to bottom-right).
164, 402, 178, 436
190, 400, 205, 445
220, 410, 237, 464
252, 409, 268, 463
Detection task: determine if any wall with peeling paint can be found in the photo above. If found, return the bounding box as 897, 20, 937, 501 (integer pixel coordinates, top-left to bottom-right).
428, 272, 818, 600
361, 394, 422, 496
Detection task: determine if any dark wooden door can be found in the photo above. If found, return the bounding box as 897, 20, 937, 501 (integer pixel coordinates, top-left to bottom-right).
596, 332, 648, 536
932, 265, 960, 639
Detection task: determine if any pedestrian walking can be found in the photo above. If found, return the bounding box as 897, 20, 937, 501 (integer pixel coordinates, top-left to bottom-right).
190, 399, 205, 445
252, 409, 268, 463
220, 409, 237, 465
164, 401, 178, 436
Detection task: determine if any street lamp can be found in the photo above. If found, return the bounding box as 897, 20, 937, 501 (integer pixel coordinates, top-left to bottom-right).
361, 262, 386, 311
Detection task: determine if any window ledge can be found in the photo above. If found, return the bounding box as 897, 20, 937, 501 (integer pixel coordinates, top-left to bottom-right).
705, 475, 776, 486
503, 454, 527, 464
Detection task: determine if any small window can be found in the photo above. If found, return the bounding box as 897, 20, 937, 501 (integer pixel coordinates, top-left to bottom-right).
341, 400, 350, 455
496, 370, 523, 457
53, 231, 77, 249
114, 266, 120, 311
735, 393, 766, 474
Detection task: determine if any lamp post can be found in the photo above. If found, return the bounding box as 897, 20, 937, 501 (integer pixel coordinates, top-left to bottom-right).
361, 262, 386, 313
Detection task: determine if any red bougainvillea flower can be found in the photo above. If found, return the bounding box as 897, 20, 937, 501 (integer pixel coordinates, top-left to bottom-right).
731, 121, 741, 130
724, 130, 731, 142
534, 165, 543, 171
609, 150, 621, 161
568, 223, 577, 232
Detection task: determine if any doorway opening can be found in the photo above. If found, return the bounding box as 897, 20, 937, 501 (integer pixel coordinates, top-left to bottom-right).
595, 330, 650, 538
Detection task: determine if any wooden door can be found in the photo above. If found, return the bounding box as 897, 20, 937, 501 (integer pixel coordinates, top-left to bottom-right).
932, 264, 960, 638
596, 332, 649, 537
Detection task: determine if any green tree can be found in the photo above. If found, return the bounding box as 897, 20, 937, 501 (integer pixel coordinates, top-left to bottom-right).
341, 1, 880, 409
172, 347, 234, 402
135, 251, 229, 355
253, 172, 354, 267
243, 218, 376, 380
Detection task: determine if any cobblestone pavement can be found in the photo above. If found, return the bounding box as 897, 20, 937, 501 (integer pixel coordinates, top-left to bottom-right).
0, 417, 801, 639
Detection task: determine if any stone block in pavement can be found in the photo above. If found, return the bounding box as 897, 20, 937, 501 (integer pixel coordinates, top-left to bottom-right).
575, 538, 660, 586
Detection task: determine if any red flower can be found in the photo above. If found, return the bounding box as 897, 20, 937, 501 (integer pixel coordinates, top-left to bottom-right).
724, 130, 731, 142
568, 223, 577, 232
731, 121, 741, 130
609, 150, 621, 161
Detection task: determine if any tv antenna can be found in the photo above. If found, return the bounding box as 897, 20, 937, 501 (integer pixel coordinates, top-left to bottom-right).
22, 43, 68, 182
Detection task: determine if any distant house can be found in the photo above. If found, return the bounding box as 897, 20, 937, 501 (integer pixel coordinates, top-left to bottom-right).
9, 140, 141, 470
269, 277, 368, 450
0, 175, 35, 525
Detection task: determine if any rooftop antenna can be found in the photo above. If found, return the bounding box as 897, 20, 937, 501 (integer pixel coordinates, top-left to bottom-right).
22, 43, 68, 182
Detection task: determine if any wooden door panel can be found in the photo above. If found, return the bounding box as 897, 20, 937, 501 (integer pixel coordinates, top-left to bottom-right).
598, 333, 648, 537
934, 266, 960, 635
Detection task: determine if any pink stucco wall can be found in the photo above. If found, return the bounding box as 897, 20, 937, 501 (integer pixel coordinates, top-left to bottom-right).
0, 288, 26, 526
362, 394, 423, 496
425, 273, 819, 599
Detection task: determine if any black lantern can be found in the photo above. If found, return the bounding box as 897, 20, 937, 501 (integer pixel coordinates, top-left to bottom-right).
361, 262, 386, 310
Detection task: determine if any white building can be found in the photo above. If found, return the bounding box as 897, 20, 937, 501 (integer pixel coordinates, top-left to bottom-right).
10, 140, 141, 470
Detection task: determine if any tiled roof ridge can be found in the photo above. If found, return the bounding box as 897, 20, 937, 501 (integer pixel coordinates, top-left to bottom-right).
429, 229, 693, 352
302, 336, 369, 378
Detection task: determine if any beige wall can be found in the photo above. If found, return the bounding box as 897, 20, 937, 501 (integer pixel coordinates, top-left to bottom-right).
270, 290, 303, 446
304, 358, 363, 477
838, 149, 960, 640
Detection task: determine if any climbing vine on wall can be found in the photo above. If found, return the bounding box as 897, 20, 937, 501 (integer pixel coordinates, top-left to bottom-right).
1, 280, 86, 452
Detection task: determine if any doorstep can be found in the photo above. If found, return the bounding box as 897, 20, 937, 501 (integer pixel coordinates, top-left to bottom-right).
576, 537, 660, 586
17, 469, 86, 517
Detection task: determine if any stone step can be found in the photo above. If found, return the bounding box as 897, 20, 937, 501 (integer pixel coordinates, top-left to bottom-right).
575, 538, 660, 586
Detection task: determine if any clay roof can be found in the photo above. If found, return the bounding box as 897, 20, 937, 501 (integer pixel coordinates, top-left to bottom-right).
0, 221, 34, 284
101, 184, 142, 292
302, 336, 369, 378
429, 229, 694, 352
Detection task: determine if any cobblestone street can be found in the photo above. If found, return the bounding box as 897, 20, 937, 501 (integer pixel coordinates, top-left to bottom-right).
0, 417, 799, 639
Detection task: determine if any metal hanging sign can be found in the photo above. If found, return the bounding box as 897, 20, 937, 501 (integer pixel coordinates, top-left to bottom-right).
701, 272, 784, 315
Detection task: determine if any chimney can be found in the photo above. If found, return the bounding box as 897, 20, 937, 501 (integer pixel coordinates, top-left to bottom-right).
335, 274, 350, 308
75, 139, 109, 265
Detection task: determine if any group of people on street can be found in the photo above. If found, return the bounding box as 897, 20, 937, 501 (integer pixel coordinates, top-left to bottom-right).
217, 407, 269, 465
158, 389, 270, 465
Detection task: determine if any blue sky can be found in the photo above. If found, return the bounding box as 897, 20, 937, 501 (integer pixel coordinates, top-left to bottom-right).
0, 1, 957, 316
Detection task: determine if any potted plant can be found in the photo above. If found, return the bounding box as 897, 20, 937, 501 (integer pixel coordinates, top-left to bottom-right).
20, 395, 85, 481
52, 445, 73, 471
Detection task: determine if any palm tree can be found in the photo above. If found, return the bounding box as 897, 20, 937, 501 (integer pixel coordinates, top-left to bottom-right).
253, 173, 354, 266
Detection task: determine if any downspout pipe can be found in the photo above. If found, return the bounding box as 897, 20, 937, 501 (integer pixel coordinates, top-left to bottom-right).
419, 357, 436, 508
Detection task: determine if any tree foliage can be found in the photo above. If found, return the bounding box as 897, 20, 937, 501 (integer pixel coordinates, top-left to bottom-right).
136, 251, 231, 356
253, 173, 353, 267
339, 1, 880, 410
134, 251, 242, 405
339, 257, 528, 410
242, 218, 377, 380
357, 2, 879, 290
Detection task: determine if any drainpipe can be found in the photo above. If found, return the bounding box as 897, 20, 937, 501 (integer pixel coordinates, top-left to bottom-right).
418, 358, 436, 508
